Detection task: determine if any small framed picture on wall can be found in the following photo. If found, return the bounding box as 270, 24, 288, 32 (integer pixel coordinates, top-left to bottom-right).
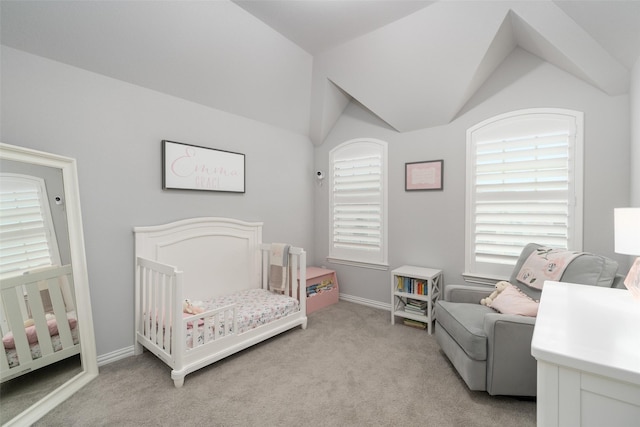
405, 160, 443, 191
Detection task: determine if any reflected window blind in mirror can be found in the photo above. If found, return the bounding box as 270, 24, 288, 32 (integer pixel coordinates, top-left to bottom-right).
0, 173, 61, 278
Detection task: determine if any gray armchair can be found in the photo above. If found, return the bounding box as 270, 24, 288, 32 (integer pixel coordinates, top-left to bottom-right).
434, 243, 622, 396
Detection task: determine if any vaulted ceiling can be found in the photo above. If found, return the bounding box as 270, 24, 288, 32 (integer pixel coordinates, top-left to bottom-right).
2, 1, 639, 145
304, 1, 638, 142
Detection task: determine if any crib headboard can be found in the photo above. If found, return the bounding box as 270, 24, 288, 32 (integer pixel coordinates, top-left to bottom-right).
134, 217, 263, 301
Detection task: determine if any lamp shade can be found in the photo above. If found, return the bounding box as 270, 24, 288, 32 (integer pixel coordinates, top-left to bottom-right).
614, 208, 640, 256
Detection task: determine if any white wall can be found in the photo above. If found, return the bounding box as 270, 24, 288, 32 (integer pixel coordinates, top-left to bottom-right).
1, 1, 313, 135
1, 47, 315, 357
631, 56, 640, 206
1, 40, 635, 355
315, 48, 631, 305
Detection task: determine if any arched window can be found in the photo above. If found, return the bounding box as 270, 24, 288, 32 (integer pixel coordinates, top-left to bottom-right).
465, 109, 584, 280
0, 173, 61, 277
328, 138, 388, 269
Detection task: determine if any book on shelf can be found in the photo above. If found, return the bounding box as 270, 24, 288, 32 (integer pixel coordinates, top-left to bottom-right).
403, 318, 427, 329
396, 276, 428, 295
404, 298, 427, 315
407, 298, 427, 306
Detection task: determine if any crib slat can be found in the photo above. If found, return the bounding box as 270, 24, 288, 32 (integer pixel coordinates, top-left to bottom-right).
290, 254, 298, 301
204, 316, 212, 345
0, 297, 9, 338
137, 264, 145, 340
153, 270, 159, 344
162, 272, 168, 347
156, 271, 162, 346
262, 247, 269, 290
173, 271, 183, 367
48, 278, 74, 348
292, 248, 306, 314
156, 271, 163, 346
163, 273, 171, 352
151, 269, 159, 345
139, 264, 154, 346
144, 266, 151, 340
59, 273, 76, 311
300, 249, 307, 314
0, 303, 8, 341
139, 265, 144, 338
17, 285, 30, 325
143, 266, 151, 343
3, 286, 33, 365
148, 267, 156, 343
0, 339, 9, 373
24, 281, 54, 356
232, 306, 237, 337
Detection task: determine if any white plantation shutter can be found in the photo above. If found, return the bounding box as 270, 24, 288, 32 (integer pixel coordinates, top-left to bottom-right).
0, 174, 60, 277
333, 155, 382, 250
329, 139, 388, 268
466, 109, 583, 279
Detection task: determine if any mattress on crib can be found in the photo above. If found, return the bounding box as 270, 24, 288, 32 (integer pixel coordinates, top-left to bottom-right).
187, 288, 300, 348
5, 326, 80, 369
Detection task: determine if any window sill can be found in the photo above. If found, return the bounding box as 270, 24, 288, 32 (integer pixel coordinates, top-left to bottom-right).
326, 257, 389, 271
462, 272, 508, 286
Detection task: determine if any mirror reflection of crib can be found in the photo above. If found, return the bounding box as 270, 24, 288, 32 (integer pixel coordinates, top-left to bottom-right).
1, 264, 80, 383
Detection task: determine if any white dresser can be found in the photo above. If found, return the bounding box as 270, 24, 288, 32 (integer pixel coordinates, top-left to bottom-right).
531, 281, 640, 427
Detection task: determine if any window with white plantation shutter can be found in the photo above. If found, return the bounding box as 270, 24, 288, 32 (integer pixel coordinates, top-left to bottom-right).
0, 174, 61, 278
328, 139, 388, 269
465, 109, 583, 280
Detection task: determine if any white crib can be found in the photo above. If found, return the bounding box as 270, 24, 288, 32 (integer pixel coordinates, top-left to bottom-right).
1, 264, 80, 383
133, 217, 307, 388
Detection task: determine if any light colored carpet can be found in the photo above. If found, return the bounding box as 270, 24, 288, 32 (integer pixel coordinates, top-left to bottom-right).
0, 354, 82, 424
35, 301, 535, 426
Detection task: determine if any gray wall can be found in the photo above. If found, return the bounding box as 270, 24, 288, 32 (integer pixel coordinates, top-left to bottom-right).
314, 48, 632, 306
1, 47, 315, 357
1, 44, 635, 357
632, 57, 640, 206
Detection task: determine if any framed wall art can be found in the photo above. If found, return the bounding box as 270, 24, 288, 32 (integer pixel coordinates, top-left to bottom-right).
162, 140, 245, 193
405, 159, 443, 191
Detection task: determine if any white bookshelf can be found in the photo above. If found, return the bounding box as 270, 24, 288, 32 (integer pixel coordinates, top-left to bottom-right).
391, 265, 442, 334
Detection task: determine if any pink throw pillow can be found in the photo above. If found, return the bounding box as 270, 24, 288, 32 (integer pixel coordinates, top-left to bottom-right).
2, 317, 78, 349
488, 284, 539, 317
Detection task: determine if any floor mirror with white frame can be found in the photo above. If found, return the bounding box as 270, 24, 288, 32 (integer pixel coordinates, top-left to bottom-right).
0, 142, 98, 426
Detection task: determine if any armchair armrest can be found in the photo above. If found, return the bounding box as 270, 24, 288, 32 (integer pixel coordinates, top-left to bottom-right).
444, 284, 493, 303
483, 313, 537, 396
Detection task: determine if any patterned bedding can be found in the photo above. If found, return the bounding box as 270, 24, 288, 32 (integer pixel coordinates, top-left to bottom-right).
5, 327, 80, 368
186, 288, 300, 348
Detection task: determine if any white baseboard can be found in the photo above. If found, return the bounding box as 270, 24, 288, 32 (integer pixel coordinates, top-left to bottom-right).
97, 345, 135, 366
339, 293, 391, 311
